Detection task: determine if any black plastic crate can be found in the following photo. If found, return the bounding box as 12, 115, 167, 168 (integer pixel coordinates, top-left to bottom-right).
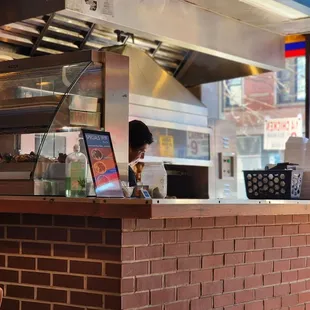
244, 170, 303, 200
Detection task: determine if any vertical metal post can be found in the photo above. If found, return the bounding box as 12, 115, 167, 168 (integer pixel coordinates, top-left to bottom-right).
101, 52, 130, 182
305, 35, 310, 138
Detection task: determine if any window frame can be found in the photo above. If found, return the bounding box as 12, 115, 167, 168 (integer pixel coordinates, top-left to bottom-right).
223, 77, 244, 109
277, 56, 305, 105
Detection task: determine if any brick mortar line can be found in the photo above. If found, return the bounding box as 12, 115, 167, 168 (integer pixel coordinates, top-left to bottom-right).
130, 220, 310, 226
1, 238, 121, 248
122, 255, 310, 262
0, 268, 123, 280
0, 253, 121, 263
124, 245, 310, 251
2, 295, 100, 308
1, 223, 121, 230
2, 255, 109, 264
1, 268, 121, 279
3, 282, 120, 296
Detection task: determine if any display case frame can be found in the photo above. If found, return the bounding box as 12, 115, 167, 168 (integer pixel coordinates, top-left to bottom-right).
0, 49, 129, 196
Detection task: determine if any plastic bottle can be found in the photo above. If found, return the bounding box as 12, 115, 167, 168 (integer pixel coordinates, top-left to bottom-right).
65, 144, 87, 198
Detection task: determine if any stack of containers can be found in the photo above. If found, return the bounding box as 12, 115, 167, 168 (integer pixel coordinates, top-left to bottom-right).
285, 136, 309, 199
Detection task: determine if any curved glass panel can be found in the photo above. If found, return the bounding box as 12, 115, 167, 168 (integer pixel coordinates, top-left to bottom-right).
0, 63, 87, 195
0, 55, 103, 196
33, 62, 103, 196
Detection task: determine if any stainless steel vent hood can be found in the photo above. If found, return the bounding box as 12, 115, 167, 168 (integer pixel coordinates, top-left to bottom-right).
0, 0, 285, 86
175, 51, 269, 88
107, 45, 204, 107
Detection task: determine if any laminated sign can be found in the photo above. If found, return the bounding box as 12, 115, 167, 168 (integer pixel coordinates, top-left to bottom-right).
69, 0, 114, 16
264, 117, 302, 150
159, 135, 174, 158
186, 132, 209, 158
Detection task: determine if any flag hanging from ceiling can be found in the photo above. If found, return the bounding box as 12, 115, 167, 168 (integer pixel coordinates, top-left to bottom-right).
285, 35, 306, 58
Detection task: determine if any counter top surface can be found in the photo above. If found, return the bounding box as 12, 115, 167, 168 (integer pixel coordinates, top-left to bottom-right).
0, 196, 310, 218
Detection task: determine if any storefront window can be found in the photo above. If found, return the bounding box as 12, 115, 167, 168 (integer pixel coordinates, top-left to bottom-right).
223, 78, 243, 108
277, 57, 305, 103
297, 57, 306, 101
220, 56, 305, 198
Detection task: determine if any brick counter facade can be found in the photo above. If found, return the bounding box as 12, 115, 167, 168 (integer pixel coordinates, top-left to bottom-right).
2, 214, 310, 309
0, 214, 122, 310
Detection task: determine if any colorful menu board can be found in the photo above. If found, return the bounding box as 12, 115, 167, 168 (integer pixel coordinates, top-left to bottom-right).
82, 129, 124, 198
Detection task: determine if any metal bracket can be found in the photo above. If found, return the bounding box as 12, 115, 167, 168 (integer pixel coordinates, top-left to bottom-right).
114, 30, 135, 44
173, 50, 192, 77
80, 23, 96, 50
30, 13, 55, 56
151, 41, 162, 57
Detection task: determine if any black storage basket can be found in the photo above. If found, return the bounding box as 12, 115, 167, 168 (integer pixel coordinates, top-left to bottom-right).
244, 169, 303, 199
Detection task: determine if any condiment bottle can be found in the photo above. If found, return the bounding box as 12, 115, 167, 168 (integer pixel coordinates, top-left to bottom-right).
65, 144, 87, 198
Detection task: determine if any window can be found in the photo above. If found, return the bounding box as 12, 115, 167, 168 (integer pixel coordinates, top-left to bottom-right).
35, 134, 66, 158
223, 78, 242, 108
277, 56, 305, 104
237, 136, 261, 156
220, 56, 305, 198
297, 57, 305, 101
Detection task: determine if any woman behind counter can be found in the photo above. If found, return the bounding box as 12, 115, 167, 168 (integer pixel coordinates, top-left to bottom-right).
128, 120, 153, 187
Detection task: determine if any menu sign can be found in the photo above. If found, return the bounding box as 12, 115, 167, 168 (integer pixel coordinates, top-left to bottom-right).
186, 132, 210, 159
264, 117, 303, 150
159, 135, 174, 157
82, 130, 123, 198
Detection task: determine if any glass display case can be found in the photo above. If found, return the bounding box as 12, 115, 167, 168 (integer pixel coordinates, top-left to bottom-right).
0, 50, 129, 196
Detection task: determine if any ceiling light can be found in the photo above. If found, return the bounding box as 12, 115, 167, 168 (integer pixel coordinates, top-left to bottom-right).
240, 0, 308, 19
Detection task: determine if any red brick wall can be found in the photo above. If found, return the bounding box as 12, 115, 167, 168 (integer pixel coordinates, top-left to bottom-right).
0, 213, 122, 310
122, 215, 310, 310
2, 214, 310, 310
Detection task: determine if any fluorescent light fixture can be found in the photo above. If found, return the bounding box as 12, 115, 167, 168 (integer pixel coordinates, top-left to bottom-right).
240, 0, 308, 19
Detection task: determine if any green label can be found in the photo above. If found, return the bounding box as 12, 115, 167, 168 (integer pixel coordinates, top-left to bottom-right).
70, 162, 85, 190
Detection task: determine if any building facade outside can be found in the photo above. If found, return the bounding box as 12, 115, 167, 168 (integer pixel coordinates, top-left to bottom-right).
217, 56, 305, 198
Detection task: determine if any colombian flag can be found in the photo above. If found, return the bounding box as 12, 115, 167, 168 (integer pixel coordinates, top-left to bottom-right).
285, 35, 306, 58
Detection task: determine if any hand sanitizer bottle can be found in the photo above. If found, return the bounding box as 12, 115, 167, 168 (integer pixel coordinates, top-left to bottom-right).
65, 144, 87, 198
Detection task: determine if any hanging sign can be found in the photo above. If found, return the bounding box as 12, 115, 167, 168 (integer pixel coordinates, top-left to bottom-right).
159, 135, 174, 157
264, 117, 303, 150
186, 132, 210, 159
68, 0, 114, 16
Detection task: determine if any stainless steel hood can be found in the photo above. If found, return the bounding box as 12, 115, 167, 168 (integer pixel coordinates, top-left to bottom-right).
107, 45, 204, 107
175, 51, 269, 88
0, 0, 285, 86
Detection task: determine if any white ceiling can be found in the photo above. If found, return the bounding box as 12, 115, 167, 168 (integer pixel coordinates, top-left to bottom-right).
184, 0, 310, 35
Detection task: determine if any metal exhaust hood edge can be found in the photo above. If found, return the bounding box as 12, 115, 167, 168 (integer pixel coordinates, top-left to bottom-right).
0, 0, 286, 86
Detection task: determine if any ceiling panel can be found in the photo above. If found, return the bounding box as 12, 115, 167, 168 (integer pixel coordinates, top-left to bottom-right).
183, 0, 310, 35
0, 13, 188, 75
184, 0, 289, 25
